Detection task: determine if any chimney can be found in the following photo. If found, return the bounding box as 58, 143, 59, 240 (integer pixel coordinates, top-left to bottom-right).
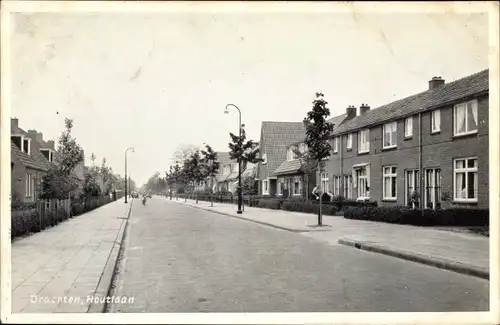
429, 76, 445, 90
11, 118, 18, 131
27, 129, 44, 143
47, 140, 55, 150
345, 105, 357, 120
360, 104, 370, 116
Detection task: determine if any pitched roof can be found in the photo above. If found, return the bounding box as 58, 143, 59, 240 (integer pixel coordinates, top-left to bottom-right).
260, 121, 306, 176
11, 141, 48, 171
274, 160, 302, 175
216, 152, 233, 165
332, 69, 489, 135
326, 113, 347, 127
11, 126, 51, 171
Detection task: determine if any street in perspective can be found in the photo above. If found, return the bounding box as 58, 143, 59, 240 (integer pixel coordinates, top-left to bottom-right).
6, 2, 495, 321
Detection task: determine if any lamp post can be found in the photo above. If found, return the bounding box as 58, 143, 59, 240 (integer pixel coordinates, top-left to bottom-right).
124, 147, 135, 203
224, 103, 243, 214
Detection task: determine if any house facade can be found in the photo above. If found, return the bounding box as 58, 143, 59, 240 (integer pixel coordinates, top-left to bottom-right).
257, 114, 348, 198
327, 69, 489, 209
11, 119, 50, 203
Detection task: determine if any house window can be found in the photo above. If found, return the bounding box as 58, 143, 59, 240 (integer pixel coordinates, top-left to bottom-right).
355, 167, 369, 199
405, 117, 413, 137
25, 173, 32, 198
383, 122, 397, 149
293, 176, 302, 196
454, 100, 478, 136
425, 168, 442, 209
277, 178, 284, 196
346, 134, 352, 149
343, 175, 352, 199
333, 176, 340, 196
262, 179, 269, 195
358, 129, 370, 153
333, 138, 338, 153
23, 138, 31, 155
454, 158, 478, 202
405, 170, 420, 206
431, 109, 441, 133
382, 166, 397, 200
287, 146, 298, 161
320, 172, 329, 193
224, 166, 230, 174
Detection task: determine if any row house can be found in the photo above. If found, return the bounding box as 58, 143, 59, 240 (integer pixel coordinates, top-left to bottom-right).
257, 114, 347, 198
11, 118, 87, 203
327, 69, 489, 209
211, 151, 258, 194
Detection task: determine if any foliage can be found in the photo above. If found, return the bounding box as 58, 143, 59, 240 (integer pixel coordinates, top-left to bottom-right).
171, 144, 200, 165
83, 173, 101, 198
228, 128, 262, 166
256, 198, 282, 210
200, 144, 221, 191
242, 175, 258, 195
281, 197, 338, 215
39, 118, 84, 200
344, 206, 489, 227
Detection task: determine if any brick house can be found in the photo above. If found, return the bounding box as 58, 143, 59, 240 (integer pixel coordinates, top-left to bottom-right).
272, 113, 349, 200
28, 129, 86, 196
327, 69, 488, 209
256, 122, 308, 196
11, 119, 51, 203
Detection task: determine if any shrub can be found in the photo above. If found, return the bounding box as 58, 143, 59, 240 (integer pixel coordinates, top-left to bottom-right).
256, 198, 282, 210
11, 208, 39, 237
344, 206, 489, 227
282, 197, 338, 216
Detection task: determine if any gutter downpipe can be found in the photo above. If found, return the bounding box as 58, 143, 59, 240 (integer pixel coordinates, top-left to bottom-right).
419, 112, 424, 217
339, 135, 344, 197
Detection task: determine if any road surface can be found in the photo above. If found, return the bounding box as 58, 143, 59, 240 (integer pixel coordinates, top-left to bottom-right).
110, 197, 489, 313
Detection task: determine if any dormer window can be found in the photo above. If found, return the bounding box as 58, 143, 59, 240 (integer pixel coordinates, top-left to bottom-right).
41, 149, 54, 162
23, 138, 31, 155
11, 135, 23, 151
287, 145, 299, 161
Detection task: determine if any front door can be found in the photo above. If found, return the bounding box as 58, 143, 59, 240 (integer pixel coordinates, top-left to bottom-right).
425, 168, 441, 209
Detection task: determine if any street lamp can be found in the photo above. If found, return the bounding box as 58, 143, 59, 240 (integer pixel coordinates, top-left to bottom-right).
224, 103, 243, 214
124, 147, 135, 203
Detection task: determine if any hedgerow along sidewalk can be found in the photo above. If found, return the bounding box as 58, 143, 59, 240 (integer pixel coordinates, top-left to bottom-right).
11, 197, 133, 313
171, 198, 489, 280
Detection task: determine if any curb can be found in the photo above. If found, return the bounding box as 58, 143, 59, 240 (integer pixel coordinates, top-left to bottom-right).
338, 238, 489, 280
87, 199, 134, 313
173, 200, 330, 233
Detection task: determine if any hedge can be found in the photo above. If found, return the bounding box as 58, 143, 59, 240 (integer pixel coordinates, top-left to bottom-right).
281, 198, 338, 216
344, 206, 489, 227
11, 195, 115, 240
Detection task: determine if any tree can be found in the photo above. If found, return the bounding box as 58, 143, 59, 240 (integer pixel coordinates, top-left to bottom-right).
171, 144, 200, 165
228, 127, 263, 210
39, 118, 85, 200
83, 173, 101, 198
100, 158, 112, 194
302, 92, 334, 226
184, 150, 205, 203
200, 144, 221, 207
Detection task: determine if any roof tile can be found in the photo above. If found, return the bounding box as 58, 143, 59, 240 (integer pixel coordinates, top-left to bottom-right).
333, 69, 489, 135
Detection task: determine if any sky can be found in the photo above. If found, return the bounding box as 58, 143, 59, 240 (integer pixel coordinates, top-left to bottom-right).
9, 7, 489, 186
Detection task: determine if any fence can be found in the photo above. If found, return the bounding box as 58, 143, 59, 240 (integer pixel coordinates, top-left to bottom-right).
11, 195, 115, 240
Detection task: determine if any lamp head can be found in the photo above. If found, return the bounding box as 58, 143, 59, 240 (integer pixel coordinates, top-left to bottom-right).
224, 109, 229, 114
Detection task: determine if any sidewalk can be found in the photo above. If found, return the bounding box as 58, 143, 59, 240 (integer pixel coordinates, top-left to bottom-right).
172, 199, 489, 279
11, 198, 132, 313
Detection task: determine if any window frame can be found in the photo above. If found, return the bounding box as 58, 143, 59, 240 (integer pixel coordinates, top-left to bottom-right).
262, 179, 269, 195
346, 133, 352, 149
320, 172, 329, 193
343, 175, 352, 199
356, 167, 369, 199
453, 99, 478, 136
382, 122, 397, 149
404, 116, 413, 138
358, 129, 370, 153
382, 165, 397, 200
431, 109, 441, 133
333, 138, 338, 153
453, 157, 478, 202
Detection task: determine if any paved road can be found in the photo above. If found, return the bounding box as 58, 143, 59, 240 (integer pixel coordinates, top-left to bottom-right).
110, 197, 489, 313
